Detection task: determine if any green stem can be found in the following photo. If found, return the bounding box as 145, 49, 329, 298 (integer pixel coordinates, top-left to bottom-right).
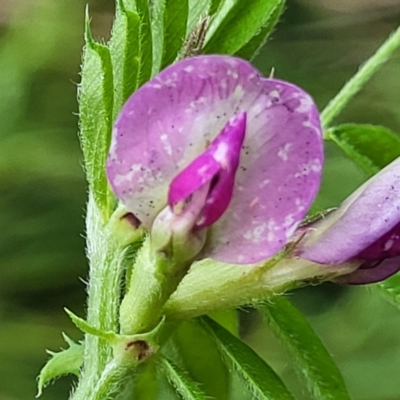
119, 237, 188, 334
321, 24, 400, 132
90, 360, 135, 400
70, 194, 127, 399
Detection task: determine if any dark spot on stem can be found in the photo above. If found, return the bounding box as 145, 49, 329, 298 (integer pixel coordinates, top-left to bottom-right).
125, 340, 151, 361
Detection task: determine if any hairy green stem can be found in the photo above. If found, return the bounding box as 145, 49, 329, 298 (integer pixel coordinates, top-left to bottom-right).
88, 360, 135, 400
70, 195, 127, 399
321, 24, 400, 132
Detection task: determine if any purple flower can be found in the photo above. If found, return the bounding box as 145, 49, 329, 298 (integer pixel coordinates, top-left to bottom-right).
299, 157, 400, 284
107, 55, 323, 264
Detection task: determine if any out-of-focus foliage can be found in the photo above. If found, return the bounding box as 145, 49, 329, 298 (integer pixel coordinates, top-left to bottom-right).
260, 298, 350, 400
0, 0, 88, 398
327, 124, 400, 176
2, 0, 400, 399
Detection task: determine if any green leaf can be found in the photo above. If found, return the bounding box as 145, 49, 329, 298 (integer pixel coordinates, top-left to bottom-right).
151, 0, 189, 72
235, 0, 285, 60
260, 297, 351, 400
327, 123, 400, 176
109, 0, 140, 116
162, 0, 189, 69
173, 319, 230, 400
37, 333, 83, 397
150, 0, 165, 75
159, 356, 209, 400
203, 0, 285, 56
210, 308, 239, 335
374, 273, 400, 311
209, 0, 223, 16
187, 0, 211, 35
136, 0, 153, 86
79, 12, 114, 218
133, 361, 158, 400
199, 316, 294, 400
64, 308, 117, 342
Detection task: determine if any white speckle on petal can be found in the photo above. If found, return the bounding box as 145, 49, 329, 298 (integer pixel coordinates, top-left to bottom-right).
198, 164, 210, 176
213, 142, 229, 165
232, 85, 244, 99
260, 179, 270, 188
160, 134, 172, 155
295, 198, 305, 213
227, 69, 239, 79
269, 90, 280, 99
113, 164, 142, 187
294, 158, 322, 178
278, 143, 292, 161
252, 102, 264, 115
244, 223, 267, 243
284, 213, 295, 228
384, 239, 394, 251
184, 65, 194, 73
295, 96, 313, 113
249, 197, 259, 208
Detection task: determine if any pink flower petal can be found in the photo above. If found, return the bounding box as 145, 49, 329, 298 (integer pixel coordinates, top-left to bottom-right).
300, 157, 400, 264
107, 56, 323, 264
335, 257, 400, 285
169, 113, 246, 229
358, 222, 400, 260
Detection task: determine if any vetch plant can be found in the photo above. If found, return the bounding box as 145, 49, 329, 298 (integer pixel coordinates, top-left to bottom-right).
37, 1, 400, 399
107, 54, 323, 338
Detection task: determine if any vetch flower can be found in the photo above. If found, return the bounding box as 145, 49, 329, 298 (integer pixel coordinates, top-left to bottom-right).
107, 55, 324, 264
300, 157, 400, 284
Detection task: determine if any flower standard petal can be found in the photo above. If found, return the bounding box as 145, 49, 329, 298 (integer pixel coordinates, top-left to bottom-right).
107, 55, 261, 229
107, 56, 324, 264
204, 79, 323, 263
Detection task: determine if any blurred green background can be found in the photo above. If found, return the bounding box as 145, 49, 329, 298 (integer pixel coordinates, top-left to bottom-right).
1, 0, 400, 399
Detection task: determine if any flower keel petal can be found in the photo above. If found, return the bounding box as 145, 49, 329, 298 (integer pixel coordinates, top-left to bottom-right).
169, 112, 246, 230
